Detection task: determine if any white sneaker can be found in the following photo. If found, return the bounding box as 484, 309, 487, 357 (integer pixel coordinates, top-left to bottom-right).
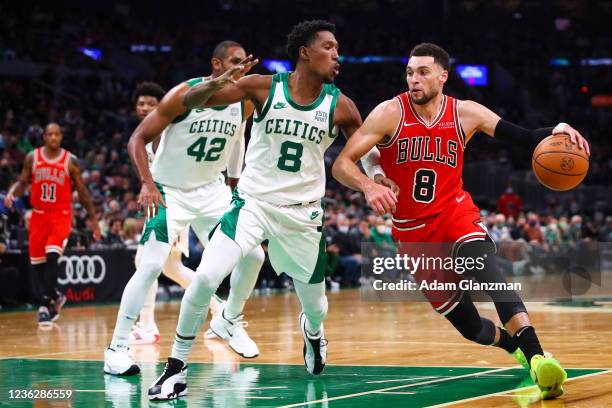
104, 347, 140, 376
204, 295, 226, 339
128, 322, 160, 345
148, 357, 188, 401
209, 310, 259, 358
209, 294, 226, 317
300, 312, 327, 375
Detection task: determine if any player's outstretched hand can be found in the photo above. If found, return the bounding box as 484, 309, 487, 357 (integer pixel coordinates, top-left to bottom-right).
373, 174, 400, 197
552, 122, 590, 155
216, 55, 259, 86
139, 181, 167, 220
3, 193, 15, 209
363, 180, 397, 215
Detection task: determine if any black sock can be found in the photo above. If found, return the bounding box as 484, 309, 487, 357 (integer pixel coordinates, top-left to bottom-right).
32, 263, 49, 306
513, 326, 544, 366
495, 327, 519, 353
44, 253, 61, 303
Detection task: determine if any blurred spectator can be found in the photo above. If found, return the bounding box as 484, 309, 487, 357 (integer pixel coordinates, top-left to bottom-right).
104, 218, 124, 246
496, 186, 522, 219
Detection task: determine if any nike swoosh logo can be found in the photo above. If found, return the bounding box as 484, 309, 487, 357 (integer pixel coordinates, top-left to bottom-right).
310, 212, 319, 220
273, 103, 286, 109
456, 194, 466, 203
404, 122, 418, 127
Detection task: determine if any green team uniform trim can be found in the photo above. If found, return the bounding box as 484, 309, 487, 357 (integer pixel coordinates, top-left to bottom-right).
281, 72, 327, 111
211, 188, 245, 241
172, 77, 204, 124
139, 183, 168, 244
309, 230, 327, 284
253, 74, 280, 123
309, 201, 327, 283
327, 86, 341, 138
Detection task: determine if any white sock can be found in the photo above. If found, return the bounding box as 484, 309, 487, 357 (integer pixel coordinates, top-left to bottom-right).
162, 247, 193, 288
171, 231, 243, 362
139, 279, 158, 330
294, 280, 328, 336
224, 246, 264, 319
110, 238, 171, 349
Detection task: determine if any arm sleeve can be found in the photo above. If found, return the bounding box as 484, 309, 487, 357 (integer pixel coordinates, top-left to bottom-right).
226, 121, 246, 178
494, 119, 554, 150
360, 146, 386, 179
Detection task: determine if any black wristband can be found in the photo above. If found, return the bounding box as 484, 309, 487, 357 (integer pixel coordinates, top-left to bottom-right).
494, 119, 554, 150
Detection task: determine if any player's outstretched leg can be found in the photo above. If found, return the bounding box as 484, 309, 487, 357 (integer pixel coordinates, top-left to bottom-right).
148, 231, 242, 400
294, 280, 328, 375
208, 245, 264, 358
460, 239, 567, 398
104, 237, 171, 376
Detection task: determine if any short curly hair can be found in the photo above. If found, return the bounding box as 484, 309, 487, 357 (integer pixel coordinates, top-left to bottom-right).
132, 81, 166, 105
286, 20, 336, 62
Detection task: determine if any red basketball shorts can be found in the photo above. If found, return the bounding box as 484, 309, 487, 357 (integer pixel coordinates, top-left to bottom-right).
29, 209, 72, 264
392, 192, 489, 315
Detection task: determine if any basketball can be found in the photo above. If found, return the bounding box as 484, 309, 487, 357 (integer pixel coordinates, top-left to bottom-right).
532, 134, 589, 191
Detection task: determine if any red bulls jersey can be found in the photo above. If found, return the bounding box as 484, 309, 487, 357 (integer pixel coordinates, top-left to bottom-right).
31, 147, 73, 212
378, 93, 466, 221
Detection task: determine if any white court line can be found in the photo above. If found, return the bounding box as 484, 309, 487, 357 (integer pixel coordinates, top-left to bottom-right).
374, 391, 416, 395
209, 386, 288, 391
366, 376, 440, 383
277, 367, 513, 408
242, 396, 277, 399
428, 368, 612, 407
2, 349, 101, 359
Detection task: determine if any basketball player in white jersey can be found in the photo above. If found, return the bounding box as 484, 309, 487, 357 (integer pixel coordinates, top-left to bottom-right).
104, 41, 265, 376
128, 82, 229, 345
148, 21, 394, 400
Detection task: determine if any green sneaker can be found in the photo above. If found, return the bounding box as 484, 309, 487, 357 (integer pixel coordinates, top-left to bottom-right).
511, 347, 530, 370
529, 354, 567, 399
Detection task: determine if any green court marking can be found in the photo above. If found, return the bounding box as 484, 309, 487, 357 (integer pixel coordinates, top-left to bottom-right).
0, 359, 604, 408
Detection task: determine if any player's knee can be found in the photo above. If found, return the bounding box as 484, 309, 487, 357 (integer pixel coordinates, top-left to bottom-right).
191, 270, 223, 293
244, 245, 265, 267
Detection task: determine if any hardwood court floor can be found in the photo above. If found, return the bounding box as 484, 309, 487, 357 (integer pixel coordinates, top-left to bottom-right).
1, 289, 611, 407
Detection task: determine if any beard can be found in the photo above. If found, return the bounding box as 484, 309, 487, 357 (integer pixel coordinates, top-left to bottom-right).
410, 89, 437, 105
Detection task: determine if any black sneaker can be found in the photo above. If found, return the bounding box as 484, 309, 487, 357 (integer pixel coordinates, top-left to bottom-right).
299, 313, 327, 375
148, 357, 188, 401
49, 293, 67, 322
38, 306, 52, 328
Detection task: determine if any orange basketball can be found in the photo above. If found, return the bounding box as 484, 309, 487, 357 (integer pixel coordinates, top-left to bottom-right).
532, 134, 589, 191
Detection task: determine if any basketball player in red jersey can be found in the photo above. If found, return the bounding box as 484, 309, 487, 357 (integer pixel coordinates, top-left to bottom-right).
333, 43, 589, 400
4, 123, 101, 327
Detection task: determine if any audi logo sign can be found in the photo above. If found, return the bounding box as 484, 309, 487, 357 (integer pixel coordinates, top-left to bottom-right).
57, 255, 107, 285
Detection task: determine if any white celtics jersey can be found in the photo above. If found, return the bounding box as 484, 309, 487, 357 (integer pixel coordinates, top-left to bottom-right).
238, 72, 340, 205
151, 77, 244, 189
145, 142, 155, 166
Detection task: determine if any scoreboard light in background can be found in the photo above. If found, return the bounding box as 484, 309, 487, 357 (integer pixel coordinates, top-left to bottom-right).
456, 64, 488, 86
78, 47, 102, 61
262, 59, 291, 73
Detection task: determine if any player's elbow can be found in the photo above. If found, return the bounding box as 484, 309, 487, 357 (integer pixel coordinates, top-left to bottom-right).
331, 155, 348, 182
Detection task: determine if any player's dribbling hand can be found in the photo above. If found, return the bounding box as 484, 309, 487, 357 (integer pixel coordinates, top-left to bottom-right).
139, 182, 167, 220
363, 180, 397, 215
3, 193, 15, 209
552, 122, 590, 155
373, 174, 400, 197
216, 55, 259, 86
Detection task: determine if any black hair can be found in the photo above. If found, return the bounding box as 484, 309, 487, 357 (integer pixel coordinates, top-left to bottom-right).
409, 43, 451, 71
212, 40, 243, 60
132, 82, 166, 105
286, 20, 336, 62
